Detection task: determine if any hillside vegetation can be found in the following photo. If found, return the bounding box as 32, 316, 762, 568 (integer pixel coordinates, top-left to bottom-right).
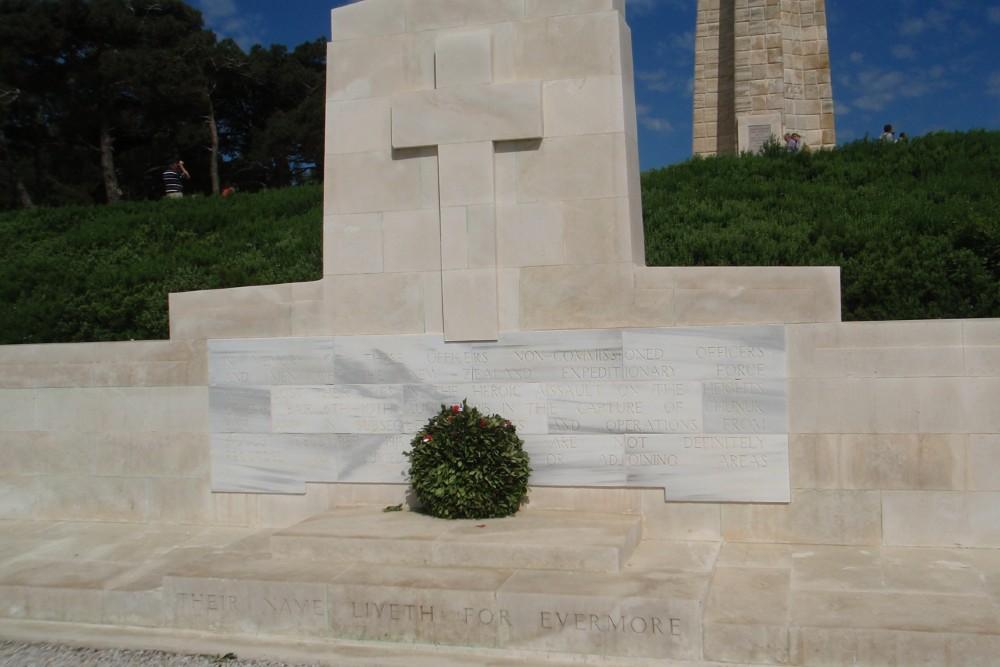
643, 130, 1000, 321
0, 187, 321, 343
1, 131, 998, 345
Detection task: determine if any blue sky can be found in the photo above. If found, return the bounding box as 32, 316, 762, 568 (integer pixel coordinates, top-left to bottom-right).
196, 0, 1000, 169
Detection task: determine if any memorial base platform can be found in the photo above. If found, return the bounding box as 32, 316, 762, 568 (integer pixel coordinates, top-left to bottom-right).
2, 509, 1000, 666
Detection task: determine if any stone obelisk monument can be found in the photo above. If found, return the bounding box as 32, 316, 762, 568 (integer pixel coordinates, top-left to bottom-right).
693, 0, 836, 155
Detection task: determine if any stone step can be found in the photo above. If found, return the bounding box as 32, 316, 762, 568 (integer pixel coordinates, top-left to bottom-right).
269, 508, 643, 573
162, 554, 707, 662
0, 617, 750, 667
7, 520, 1000, 666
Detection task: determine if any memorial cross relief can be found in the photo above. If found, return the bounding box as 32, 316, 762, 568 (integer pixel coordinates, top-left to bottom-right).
390, 30, 543, 342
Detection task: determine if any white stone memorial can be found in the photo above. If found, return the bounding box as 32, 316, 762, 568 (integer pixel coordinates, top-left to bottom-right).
5, 2, 999, 665
209, 325, 790, 502
206, 0, 797, 505
323, 0, 648, 342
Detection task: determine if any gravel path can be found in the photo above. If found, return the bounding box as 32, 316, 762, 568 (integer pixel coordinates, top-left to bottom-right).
0, 642, 320, 667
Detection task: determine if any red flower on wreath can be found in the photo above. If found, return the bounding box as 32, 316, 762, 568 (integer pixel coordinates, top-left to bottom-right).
451, 404, 463, 413
422, 435, 432, 443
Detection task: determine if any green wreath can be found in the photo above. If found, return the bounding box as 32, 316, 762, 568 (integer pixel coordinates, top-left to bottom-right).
405, 400, 531, 519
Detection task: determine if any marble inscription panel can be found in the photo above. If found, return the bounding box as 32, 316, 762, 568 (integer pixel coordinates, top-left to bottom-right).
402, 383, 549, 434
272, 385, 404, 434
208, 326, 789, 502
544, 382, 703, 435
208, 337, 335, 387
523, 435, 627, 487
209, 387, 271, 434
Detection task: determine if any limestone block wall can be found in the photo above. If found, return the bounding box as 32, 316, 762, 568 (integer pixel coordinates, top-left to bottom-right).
3, 317, 1000, 550
0, 341, 213, 524
322, 0, 644, 340
639, 319, 1000, 548
779, 0, 835, 150
783, 319, 1000, 548
0, 0, 986, 548
0, 340, 406, 528
694, 0, 835, 155
167, 267, 842, 341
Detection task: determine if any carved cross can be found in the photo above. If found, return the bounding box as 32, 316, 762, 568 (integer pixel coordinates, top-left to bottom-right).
391, 30, 543, 342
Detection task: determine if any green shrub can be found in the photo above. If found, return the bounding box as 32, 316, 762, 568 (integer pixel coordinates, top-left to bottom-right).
0, 186, 322, 344
405, 401, 531, 520
642, 130, 1000, 321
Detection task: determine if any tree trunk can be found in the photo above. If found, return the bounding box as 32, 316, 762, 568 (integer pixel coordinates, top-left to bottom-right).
206, 95, 220, 195
99, 120, 121, 204
15, 175, 32, 208
275, 155, 291, 188
0, 128, 33, 208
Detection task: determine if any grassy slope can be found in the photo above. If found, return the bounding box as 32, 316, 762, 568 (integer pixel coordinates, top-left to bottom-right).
642, 130, 1000, 321
0, 187, 322, 344
1, 131, 997, 344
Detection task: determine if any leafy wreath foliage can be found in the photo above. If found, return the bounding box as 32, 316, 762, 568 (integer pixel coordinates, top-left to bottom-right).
405, 400, 531, 520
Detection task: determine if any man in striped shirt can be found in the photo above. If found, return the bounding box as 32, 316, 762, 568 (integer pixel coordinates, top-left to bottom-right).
162, 159, 191, 199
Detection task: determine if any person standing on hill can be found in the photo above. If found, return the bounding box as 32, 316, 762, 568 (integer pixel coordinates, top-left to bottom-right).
880, 124, 897, 142
162, 159, 190, 199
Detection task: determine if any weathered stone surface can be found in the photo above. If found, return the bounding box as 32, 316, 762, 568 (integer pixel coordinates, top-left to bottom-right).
543, 76, 626, 136
721, 489, 882, 545
207, 325, 790, 502
497, 569, 705, 659
5, 513, 1000, 665
434, 29, 493, 88
704, 566, 791, 664
320, 2, 661, 342
272, 508, 641, 573
392, 82, 543, 149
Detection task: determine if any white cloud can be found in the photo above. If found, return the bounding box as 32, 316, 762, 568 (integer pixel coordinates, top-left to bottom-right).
654, 30, 695, 59
853, 71, 904, 112
637, 104, 674, 133
668, 31, 695, 51
847, 65, 950, 112
892, 44, 916, 60
198, 0, 238, 20
849, 51, 865, 64
197, 0, 264, 49
899, 6, 953, 36
636, 69, 684, 93
900, 17, 927, 35
989, 72, 1000, 97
